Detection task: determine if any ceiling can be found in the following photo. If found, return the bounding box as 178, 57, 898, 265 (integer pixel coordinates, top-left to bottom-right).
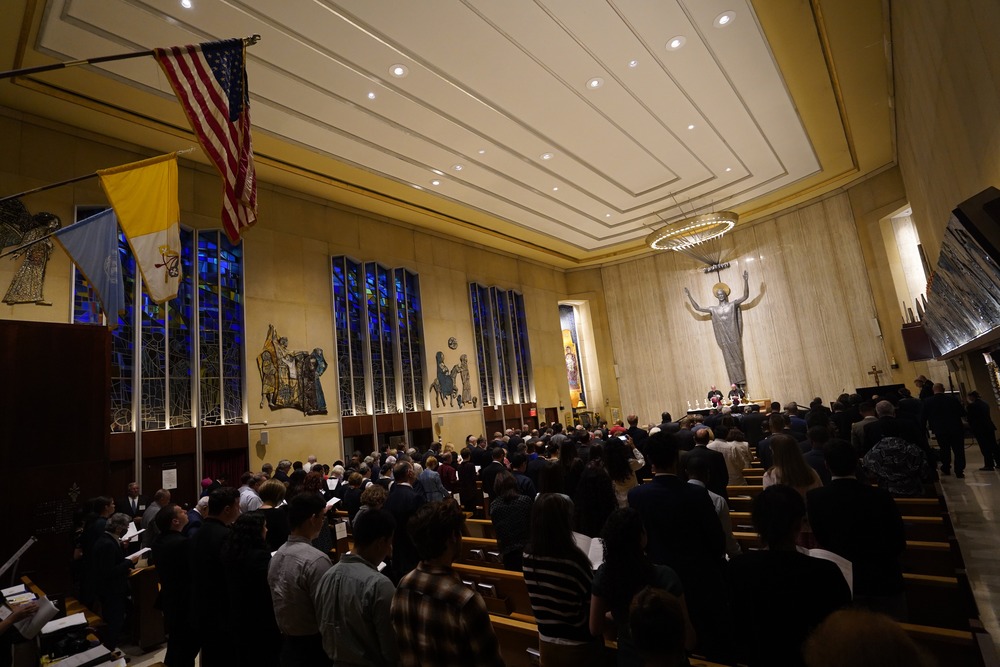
1, 0, 893, 267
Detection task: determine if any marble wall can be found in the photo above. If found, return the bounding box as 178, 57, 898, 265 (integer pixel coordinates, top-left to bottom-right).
892, 0, 1000, 265
600, 192, 890, 423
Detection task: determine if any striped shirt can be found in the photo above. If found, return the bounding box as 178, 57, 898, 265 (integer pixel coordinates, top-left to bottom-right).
521, 552, 593, 642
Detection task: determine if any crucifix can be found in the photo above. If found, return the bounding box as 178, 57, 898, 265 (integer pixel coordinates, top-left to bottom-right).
867, 365, 884, 387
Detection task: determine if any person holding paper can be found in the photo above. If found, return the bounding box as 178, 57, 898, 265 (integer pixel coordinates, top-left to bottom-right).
88, 513, 137, 649
1, 599, 38, 667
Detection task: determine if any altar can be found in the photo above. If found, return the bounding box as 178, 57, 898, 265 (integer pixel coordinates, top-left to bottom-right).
855, 384, 905, 403
686, 398, 770, 416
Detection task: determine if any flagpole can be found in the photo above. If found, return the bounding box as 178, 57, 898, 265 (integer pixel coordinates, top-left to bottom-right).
0, 149, 196, 258
0, 34, 261, 81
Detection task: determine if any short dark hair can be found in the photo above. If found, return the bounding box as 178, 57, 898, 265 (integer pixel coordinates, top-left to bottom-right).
644, 432, 679, 470
661, 411, 672, 423
808, 426, 830, 445
352, 508, 395, 548
288, 492, 326, 529
823, 439, 858, 477
510, 453, 527, 469
752, 485, 805, 547
154, 503, 180, 533
208, 487, 239, 515
629, 587, 686, 664
409, 500, 466, 561
240, 471, 255, 486
491, 446, 505, 461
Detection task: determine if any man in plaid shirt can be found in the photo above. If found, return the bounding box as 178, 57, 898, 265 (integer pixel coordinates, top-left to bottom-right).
390, 500, 506, 666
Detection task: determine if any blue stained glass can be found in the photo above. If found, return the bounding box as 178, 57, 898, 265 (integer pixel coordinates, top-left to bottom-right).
332, 258, 354, 416
169, 229, 194, 427
491, 287, 510, 404
199, 231, 222, 425
394, 270, 413, 412
347, 260, 367, 413
219, 234, 244, 423
378, 265, 396, 412
405, 271, 425, 410
514, 292, 532, 401
111, 234, 136, 431
470, 284, 493, 405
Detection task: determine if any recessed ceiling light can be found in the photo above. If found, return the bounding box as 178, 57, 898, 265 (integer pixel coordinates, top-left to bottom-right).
714, 11, 736, 28
725, 167, 732, 172
587, 77, 604, 89
180, 0, 192, 7
389, 64, 409, 78
367, 91, 376, 100
666, 36, 686, 50
628, 59, 639, 68
411, 184, 423, 190
552, 187, 559, 192
540, 152, 554, 160
478, 149, 487, 155
431, 179, 441, 186
452, 164, 464, 171
431, 169, 444, 176
687, 124, 695, 130
605, 213, 612, 218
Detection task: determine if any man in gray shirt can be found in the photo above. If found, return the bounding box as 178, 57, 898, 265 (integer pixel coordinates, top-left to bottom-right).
314, 509, 398, 666
268, 493, 333, 666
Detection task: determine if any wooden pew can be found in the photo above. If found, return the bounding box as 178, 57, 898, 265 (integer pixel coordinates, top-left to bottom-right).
453, 562, 534, 621
898, 622, 990, 667
903, 573, 981, 631
460, 536, 506, 569
728, 513, 952, 542
464, 518, 497, 539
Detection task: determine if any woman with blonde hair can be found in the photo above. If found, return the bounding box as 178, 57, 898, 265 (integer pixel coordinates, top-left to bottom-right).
763, 434, 823, 497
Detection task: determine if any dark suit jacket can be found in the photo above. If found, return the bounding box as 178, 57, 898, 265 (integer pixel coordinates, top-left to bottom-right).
479, 461, 506, 498
807, 478, 905, 597
924, 392, 965, 438
89, 531, 133, 600
679, 446, 729, 499
802, 448, 831, 485
151, 530, 192, 618
627, 426, 648, 449
967, 398, 996, 435
756, 428, 806, 468
117, 494, 147, 519
673, 428, 696, 452
741, 412, 767, 447
190, 518, 230, 622
626, 475, 725, 579
384, 483, 426, 581
470, 446, 493, 468
862, 416, 929, 456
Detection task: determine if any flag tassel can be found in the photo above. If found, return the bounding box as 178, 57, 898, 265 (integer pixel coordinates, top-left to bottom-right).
0, 35, 260, 81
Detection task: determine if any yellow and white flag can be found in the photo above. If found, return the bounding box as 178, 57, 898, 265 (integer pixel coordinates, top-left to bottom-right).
98, 153, 181, 303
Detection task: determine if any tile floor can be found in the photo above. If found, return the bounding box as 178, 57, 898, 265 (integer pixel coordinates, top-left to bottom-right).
939, 442, 1000, 655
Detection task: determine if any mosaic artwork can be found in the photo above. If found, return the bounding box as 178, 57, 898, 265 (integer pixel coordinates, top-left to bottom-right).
1, 199, 62, 305
257, 324, 328, 415
430, 348, 477, 409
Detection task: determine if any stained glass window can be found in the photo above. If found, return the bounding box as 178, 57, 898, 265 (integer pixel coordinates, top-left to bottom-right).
469, 283, 532, 405
331, 257, 425, 416
73, 218, 243, 432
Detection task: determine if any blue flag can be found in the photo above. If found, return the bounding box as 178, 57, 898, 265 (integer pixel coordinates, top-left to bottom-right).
53, 208, 124, 328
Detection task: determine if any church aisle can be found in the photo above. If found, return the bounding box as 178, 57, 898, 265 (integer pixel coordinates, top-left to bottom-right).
940, 443, 1000, 656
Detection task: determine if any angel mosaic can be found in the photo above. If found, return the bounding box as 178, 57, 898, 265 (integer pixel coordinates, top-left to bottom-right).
1, 199, 62, 306
257, 324, 328, 415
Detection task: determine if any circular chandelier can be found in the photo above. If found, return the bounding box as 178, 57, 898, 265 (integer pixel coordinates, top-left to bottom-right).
645, 210, 738, 251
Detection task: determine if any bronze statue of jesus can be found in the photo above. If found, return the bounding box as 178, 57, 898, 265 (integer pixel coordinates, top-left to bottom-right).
684, 270, 751, 387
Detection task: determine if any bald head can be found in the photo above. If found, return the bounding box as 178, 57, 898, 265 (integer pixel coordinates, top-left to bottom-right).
933, 383, 945, 394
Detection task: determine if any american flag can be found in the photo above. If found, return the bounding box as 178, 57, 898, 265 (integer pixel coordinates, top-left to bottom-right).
154, 39, 257, 244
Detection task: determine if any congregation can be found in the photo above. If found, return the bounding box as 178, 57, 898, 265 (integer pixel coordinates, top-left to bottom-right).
51, 381, 996, 667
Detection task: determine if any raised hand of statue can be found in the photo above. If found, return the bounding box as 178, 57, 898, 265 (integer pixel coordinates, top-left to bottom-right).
743, 270, 749, 282
683, 287, 691, 297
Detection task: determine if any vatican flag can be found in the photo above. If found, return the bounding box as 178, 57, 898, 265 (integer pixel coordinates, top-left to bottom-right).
98, 153, 181, 303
